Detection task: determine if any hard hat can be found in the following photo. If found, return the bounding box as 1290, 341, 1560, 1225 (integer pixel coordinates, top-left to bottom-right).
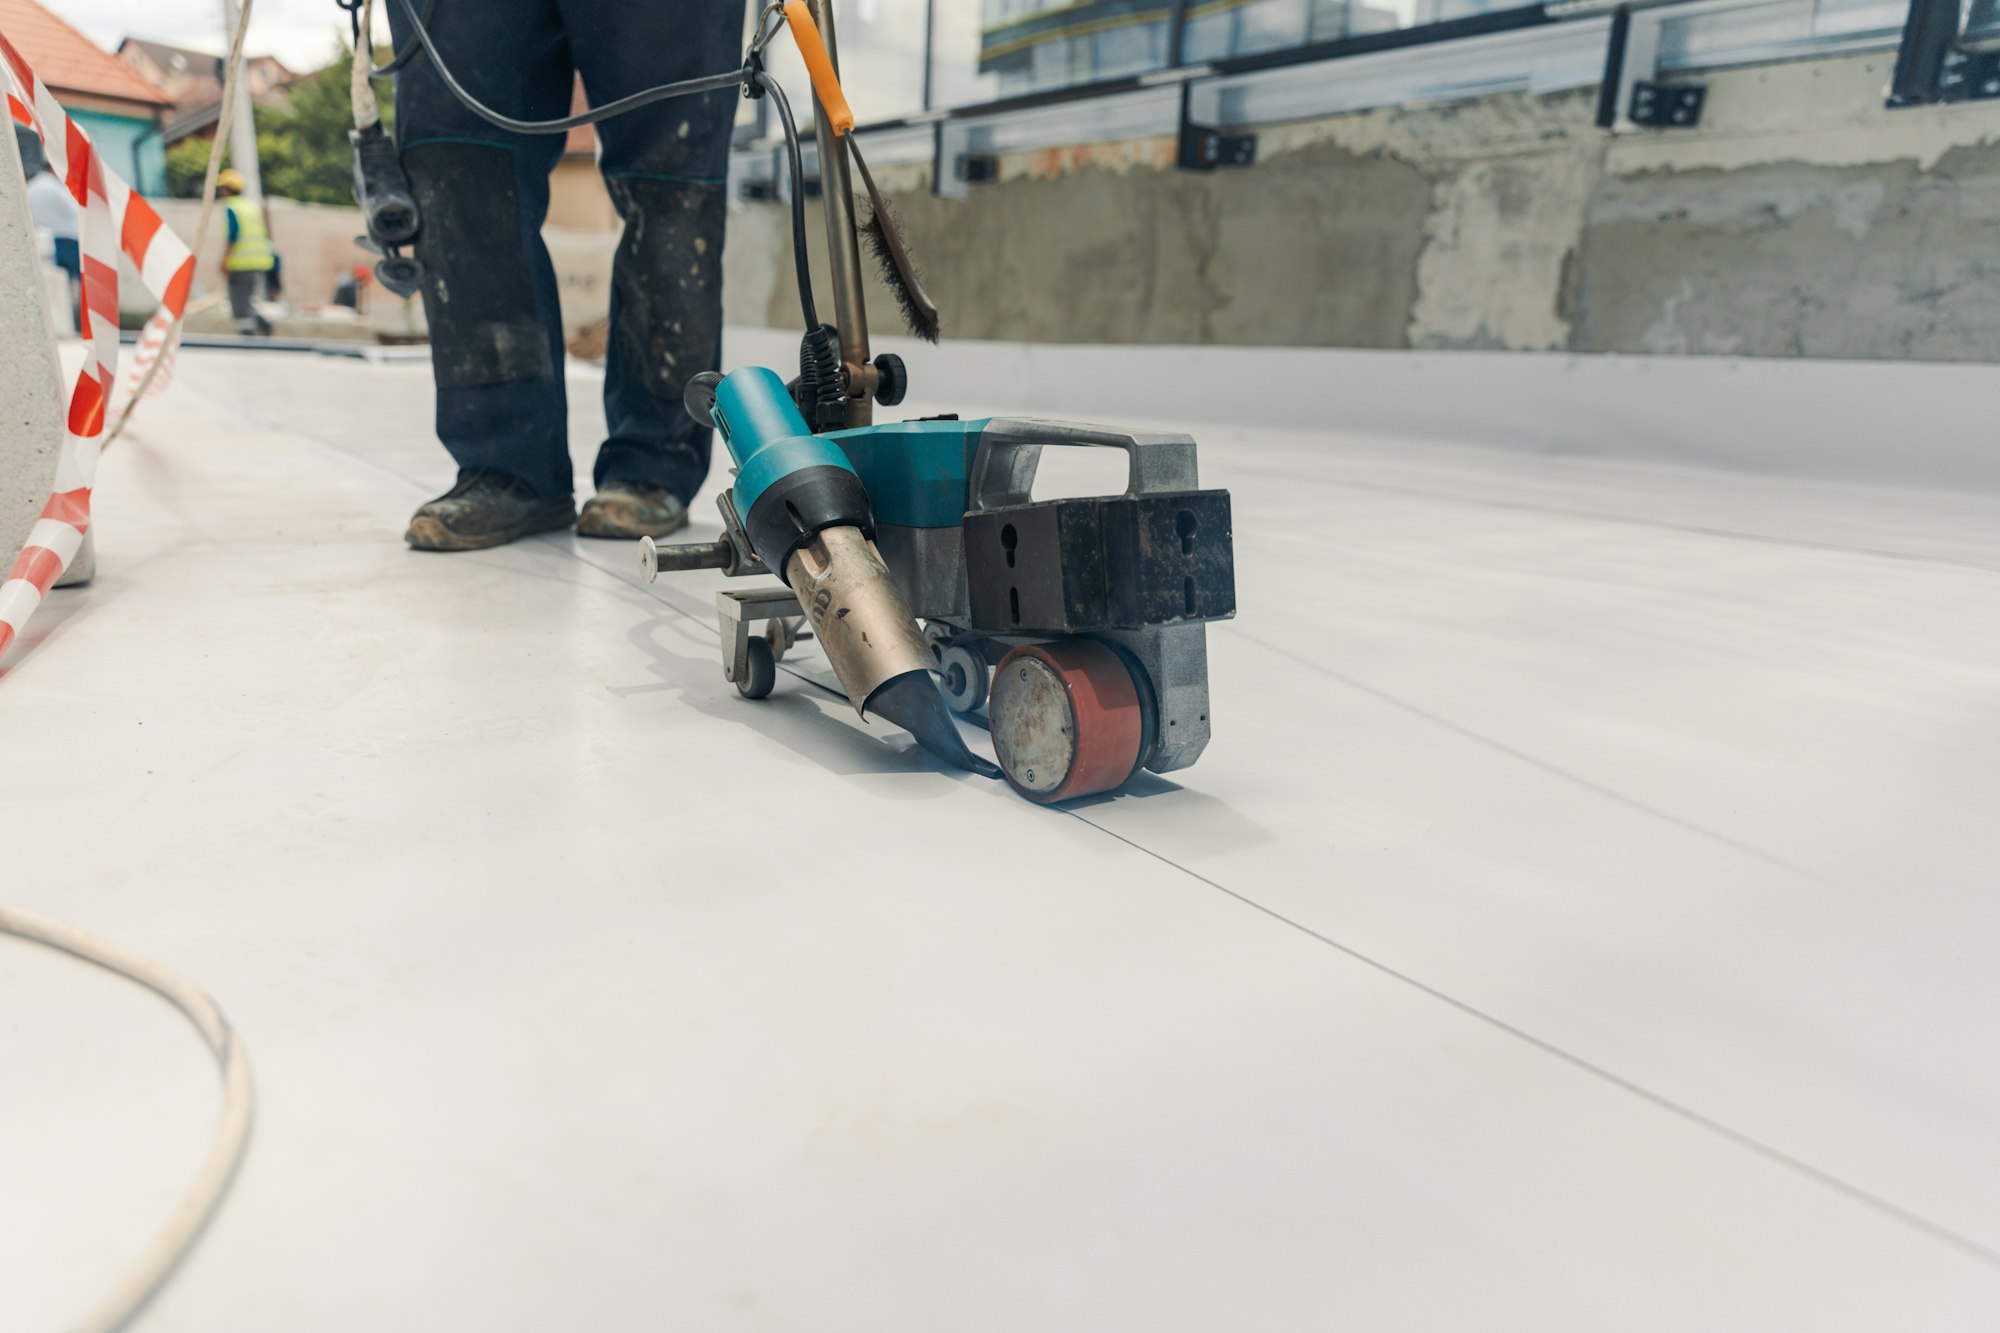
217, 168, 246, 192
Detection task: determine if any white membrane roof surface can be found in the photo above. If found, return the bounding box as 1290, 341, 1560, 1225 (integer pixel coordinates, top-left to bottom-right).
4, 343, 1998, 1330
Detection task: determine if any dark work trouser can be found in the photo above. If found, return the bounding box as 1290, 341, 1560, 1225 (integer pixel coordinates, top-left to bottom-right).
227, 271, 273, 336
389, 0, 743, 502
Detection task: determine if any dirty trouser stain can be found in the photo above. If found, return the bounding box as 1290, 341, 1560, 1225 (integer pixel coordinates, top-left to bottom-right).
388, 0, 741, 505
600, 175, 725, 497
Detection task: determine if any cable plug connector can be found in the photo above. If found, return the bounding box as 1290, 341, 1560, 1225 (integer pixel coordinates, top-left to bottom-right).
743, 1, 785, 99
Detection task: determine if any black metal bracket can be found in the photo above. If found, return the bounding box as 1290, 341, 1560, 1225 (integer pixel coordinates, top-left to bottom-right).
1962, 50, 2000, 98
1887, 0, 2000, 111
1890, 0, 1966, 103
1175, 86, 1256, 171
1628, 80, 1706, 128
1178, 122, 1258, 170
1920, 47, 2000, 101
958, 152, 1000, 184
1594, 5, 1632, 129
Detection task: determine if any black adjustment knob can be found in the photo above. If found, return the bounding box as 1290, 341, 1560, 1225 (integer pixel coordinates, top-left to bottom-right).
684, 370, 724, 426
873, 353, 909, 408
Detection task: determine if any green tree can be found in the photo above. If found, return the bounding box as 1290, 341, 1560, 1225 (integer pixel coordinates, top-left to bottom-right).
164, 136, 213, 198
259, 43, 397, 204
164, 44, 395, 205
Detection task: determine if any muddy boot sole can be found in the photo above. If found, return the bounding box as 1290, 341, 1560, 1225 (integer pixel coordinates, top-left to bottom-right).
406, 500, 577, 552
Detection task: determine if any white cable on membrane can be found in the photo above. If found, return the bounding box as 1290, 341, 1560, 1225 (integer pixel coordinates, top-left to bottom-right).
0, 905, 254, 1333
4, 7, 259, 1320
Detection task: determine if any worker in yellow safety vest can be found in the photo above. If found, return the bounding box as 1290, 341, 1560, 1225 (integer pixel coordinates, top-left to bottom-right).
217, 168, 275, 337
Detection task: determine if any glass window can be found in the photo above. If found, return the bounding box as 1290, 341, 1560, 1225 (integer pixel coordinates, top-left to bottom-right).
932, 0, 1174, 109
752, 0, 931, 127
820, 0, 932, 120
1183, 0, 1526, 61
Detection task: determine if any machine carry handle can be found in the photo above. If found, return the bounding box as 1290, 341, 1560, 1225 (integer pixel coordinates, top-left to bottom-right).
966, 421, 1202, 513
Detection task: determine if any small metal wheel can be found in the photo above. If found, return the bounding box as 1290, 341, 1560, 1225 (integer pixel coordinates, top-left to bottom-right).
736, 635, 776, 700
988, 639, 1146, 804
934, 642, 990, 716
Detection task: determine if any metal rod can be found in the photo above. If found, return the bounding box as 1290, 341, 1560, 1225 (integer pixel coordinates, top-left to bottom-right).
807, 0, 873, 427
638, 536, 735, 582
219, 0, 265, 201
921, 0, 936, 111
1166, 0, 1191, 68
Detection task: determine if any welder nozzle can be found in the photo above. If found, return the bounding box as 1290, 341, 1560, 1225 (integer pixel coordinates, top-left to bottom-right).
784, 525, 997, 777
868, 669, 1000, 779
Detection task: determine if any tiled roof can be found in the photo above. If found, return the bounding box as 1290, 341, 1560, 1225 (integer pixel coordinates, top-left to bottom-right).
0, 0, 171, 107
119, 36, 221, 75
121, 37, 293, 81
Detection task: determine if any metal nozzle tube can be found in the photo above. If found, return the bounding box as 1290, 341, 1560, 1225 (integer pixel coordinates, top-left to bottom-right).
781, 525, 931, 712
783, 525, 998, 777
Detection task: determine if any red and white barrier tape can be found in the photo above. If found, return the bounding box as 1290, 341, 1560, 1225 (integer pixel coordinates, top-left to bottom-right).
121, 305, 181, 403
2, 33, 194, 659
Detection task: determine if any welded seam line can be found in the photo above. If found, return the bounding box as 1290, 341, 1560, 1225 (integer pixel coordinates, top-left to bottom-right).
1067, 809, 2000, 1273
247, 373, 2000, 1268
1232, 626, 1808, 876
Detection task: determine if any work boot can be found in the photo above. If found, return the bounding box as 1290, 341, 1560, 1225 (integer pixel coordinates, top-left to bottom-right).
576, 481, 689, 540
405, 468, 575, 552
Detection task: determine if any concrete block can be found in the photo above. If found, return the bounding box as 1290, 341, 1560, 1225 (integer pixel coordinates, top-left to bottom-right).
0, 124, 70, 590
41, 262, 75, 338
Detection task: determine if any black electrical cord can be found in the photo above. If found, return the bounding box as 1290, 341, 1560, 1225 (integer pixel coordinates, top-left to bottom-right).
345, 0, 818, 333
381, 0, 751, 133
754, 70, 819, 333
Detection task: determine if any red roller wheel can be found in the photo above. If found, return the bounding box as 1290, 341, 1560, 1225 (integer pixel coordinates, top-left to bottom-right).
989, 640, 1146, 804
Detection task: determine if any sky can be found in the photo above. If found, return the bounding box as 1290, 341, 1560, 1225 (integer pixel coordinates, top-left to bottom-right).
51, 0, 389, 71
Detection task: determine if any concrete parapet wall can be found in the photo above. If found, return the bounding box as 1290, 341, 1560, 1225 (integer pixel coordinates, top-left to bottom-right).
134, 200, 618, 346
724, 324, 2000, 494
723, 52, 2000, 363
1, 121, 66, 583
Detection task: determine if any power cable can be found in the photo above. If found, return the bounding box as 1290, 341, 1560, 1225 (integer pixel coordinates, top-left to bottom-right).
0, 905, 255, 1333
350, 0, 820, 333
379, 0, 754, 134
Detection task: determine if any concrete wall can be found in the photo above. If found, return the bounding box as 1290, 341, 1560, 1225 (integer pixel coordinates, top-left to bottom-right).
548, 157, 620, 232
0, 121, 74, 590
134, 198, 620, 345
722, 52, 2000, 362
143, 197, 383, 317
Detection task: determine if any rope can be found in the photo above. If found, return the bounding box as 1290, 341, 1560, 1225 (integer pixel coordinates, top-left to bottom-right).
0, 905, 254, 1333
5, 16, 258, 1328
102, 0, 258, 450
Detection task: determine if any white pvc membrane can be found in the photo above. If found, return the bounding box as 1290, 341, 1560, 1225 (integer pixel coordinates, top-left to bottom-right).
3, 340, 1998, 1329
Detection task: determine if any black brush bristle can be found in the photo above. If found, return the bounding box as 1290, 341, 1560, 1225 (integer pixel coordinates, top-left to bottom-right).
861, 207, 941, 344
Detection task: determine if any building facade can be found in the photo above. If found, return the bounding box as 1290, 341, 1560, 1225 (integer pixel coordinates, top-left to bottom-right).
0, 0, 170, 194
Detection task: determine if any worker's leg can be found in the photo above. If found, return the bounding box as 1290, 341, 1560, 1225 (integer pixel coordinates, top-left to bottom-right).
564, 0, 742, 537
226, 271, 259, 336
389, 0, 580, 547
251, 273, 274, 337
53, 237, 80, 332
